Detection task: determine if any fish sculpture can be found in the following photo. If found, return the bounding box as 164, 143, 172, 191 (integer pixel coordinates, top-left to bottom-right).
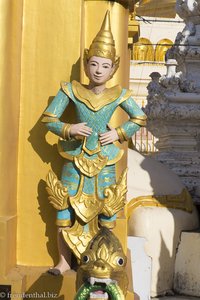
75, 227, 128, 300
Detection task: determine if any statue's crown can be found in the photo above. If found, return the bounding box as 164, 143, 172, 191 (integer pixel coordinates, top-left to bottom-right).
84, 11, 119, 65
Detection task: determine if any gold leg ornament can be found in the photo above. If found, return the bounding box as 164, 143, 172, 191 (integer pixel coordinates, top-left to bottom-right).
45, 167, 128, 260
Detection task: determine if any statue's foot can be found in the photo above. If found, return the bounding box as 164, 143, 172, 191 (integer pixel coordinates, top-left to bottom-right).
47, 268, 61, 276
48, 259, 71, 276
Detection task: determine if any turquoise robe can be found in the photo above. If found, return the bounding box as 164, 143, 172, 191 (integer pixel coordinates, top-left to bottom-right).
42, 81, 146, 227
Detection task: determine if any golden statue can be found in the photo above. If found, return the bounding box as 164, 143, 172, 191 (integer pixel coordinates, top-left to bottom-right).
42, 11, 146, 287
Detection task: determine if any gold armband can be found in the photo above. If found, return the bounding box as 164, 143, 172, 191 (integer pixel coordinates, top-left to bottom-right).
116, 127, 128, 143
129, 115, 147, 127
41, 112, 59, 123
41, 116, 60, 123
62, 123, 71, 140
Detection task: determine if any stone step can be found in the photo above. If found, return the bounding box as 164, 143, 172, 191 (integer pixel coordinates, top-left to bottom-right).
174, 231, 200, 297
0, 266, 135, 300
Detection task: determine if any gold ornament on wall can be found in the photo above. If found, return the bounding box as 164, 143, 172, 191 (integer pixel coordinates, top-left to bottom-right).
155, 38, 173, 62
133, 37, 154, 61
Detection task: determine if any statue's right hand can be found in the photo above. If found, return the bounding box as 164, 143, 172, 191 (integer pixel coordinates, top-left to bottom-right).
70, 122, 92, 137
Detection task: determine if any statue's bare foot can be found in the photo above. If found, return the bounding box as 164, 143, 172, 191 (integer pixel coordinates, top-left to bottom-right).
48, 268, 61, 276
48, 257, 70, 276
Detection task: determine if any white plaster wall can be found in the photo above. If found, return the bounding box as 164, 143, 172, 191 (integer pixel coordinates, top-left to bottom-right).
130, 15, 185, 105
138, 15, 184, 46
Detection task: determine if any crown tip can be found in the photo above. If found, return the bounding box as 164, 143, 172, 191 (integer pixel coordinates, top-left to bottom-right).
101, 10, 111, 31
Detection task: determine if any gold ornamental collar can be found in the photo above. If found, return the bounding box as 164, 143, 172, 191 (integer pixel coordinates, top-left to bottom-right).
71, 80, 122, 111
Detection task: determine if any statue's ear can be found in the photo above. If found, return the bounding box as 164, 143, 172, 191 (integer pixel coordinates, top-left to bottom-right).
110, 56, 120, 78
83, 49, 89, 76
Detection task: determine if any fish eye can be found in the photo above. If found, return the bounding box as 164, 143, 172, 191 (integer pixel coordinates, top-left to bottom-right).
82, 255, 90, 263
116, 257, 124, 266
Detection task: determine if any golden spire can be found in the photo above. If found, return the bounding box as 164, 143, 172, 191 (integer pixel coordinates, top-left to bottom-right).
92, 10, 115, 48
84, 10, 119, 66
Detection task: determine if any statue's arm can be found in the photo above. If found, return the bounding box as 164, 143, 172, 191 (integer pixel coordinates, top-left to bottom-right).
116, 97, 147, 143
41, 89, 70, 139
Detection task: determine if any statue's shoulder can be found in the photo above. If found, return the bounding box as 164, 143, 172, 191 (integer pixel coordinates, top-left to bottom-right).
60, 81, 72, 97
118, 88, 133, 105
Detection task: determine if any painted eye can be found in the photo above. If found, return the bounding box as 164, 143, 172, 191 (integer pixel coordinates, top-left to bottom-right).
83, 255, 90, 263
116, 257, 124, 266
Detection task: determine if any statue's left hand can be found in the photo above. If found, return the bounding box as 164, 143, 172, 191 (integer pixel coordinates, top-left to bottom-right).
99, 124, 119, 146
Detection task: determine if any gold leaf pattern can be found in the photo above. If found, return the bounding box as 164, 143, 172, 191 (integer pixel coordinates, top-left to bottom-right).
46, 170, 69, 210
74, 151, 108, 177
103, 168, 128, 217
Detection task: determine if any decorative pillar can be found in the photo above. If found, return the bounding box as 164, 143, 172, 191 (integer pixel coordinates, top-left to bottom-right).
0, 0, 23, 277
0, 1, 137, 299
145, 0, 200, 203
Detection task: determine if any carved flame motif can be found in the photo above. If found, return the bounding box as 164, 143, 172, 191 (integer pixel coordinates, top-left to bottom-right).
74, 151, 108, 177
46, 167, 128, 261
97, 243, 109, 262
69, 175, 104, 223
46, 170, 69, 210
103, 168, 128, 217
62, 218, 99, 260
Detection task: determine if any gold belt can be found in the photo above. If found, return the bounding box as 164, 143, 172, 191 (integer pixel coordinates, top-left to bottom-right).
74, 137, 108, 177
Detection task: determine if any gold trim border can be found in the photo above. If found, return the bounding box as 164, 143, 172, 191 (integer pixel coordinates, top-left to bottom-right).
56, 219, 72, 227
129, 118, 146, 126
43, 111, 57, 117
57, 141, 124, 165
126, 188, 194, 219
99, 219, 116, 229
41, 116, 59, 123
118, 90, 132, 105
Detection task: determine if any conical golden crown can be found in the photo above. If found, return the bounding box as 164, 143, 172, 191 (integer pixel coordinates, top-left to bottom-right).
85, 11, 117, 63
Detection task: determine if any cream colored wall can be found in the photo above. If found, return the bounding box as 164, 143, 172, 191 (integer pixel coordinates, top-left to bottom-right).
130, 15, 184, 106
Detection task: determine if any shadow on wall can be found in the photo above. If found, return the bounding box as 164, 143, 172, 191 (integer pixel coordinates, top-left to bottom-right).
28, 57, 81, 166
37, 179, 58, 265
28, 98, 64, 265
157, 233, 173, 295
27, 58, 81, 264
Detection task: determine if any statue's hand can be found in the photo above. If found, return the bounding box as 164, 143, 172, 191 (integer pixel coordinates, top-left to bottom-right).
70, 122, 92, 137
99, 124, 119, 146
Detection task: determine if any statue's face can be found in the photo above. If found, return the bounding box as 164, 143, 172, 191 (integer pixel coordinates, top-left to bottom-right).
86, 56, 115, 85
